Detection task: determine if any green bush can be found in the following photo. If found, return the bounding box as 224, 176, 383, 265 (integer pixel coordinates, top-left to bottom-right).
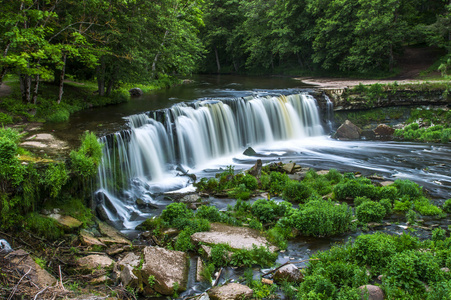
25, 213, 64, 240
251, 199, 292, 224
43, 163, 69, 198
290, 200, 352, 236
379, 198, 393, 214
379, 185, 398, 200
355, 201, 386, 223
70, 131, 103, 178
393, 179, 422, 199
0, 112, 13, 125
160, 202, 193, 226
334, 179, 378, 200
442, 199, 451, 213
393, 199, 412, 212
325, 168, 343, 184
414, 197, 442, 216
239, 174, 258, 190
351, 233, 396, 273
47, 108, 70, 123
263, 172, 290, 195
196, 205, 222, 222
282, 181, 313, 203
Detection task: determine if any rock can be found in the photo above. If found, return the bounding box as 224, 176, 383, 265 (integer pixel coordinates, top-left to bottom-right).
90, 275, 111, 285
77, 255, 115, 270
129, 87, 143, 97
96, 205, 111, 222
0, 239, 12, 253
106, 244, 131, 256
273, 264, 303, 283
48, 213, 82, 230
5, 249, 57, 288
196, 293, 210, 300
261, 278, 273, 285
361, 130, 376, 140
316, 170, 329, 176
208, 283, 253, 300
335, 120, 362, 140
358, 285, 384, 300
248, 159, 262, 178
283, 163, 296, 174
374, 124, 395, 139
141, 246, 189, 295
200, 245, 212, 258
98, 222, 131, 245
191, 223, 278, 252
379, 181, 394, 187
243, 147, 257, 156
196, 257, 205, 282
121, 265, 139, 287
80, 231, 107, 248
180, 194, 201, 203
441, 267, 450, 272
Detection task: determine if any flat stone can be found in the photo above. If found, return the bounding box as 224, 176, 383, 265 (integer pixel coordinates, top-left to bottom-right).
98, 222, 131, 245
261, 278, 273, 285
180, 194, 201, 203
191, 223, 277, 252
283, 163, 296, 174
5, 249, 57, 288
141, 246, 189, 295
117, 252, 141, 269
121, 265, 139, 287
48, 214, 82, 229
208, 283, 253, 300
77, 255, 114, 270
358, 285, 384, 300
316, 170, 329, 176
380, 181, 394, 187
80, 231, 106, 247
106, 244, 131, 256
90, 275, 111, 285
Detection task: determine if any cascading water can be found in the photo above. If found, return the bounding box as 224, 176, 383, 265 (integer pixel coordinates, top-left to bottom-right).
96, 93, 326, 228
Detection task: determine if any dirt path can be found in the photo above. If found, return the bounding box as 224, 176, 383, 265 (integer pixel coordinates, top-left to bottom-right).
0, 83, 11, 97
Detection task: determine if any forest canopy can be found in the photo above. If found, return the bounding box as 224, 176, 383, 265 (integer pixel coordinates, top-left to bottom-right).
0, 0, 450, 103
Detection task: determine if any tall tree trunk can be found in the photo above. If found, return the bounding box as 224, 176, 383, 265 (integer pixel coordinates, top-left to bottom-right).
97, 56, 105, 96
57, 53, 67, 104
233, 60, 239, 72
214, 46, 221, 73
296, 53, 304, 69
20, 74, 31, 103
106, 79, 114, 96
32, 75, 40, 105
0, 68, 7, 87
152, 30, 169, 79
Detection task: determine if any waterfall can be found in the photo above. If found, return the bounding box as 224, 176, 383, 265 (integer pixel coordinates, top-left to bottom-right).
96, 93, 326, 228
325, 95, 334, 133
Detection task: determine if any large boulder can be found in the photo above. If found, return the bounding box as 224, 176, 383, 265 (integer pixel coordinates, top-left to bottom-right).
5, 249, 57, 288
335, 120, 362, 140
141, 246, 189, 295
129, 87, 143, 97
273, 264, 303, 283
208, 283, 253, 300
373, 124, 395, 140
358, 285, 384, 300
191, 223, 277, 252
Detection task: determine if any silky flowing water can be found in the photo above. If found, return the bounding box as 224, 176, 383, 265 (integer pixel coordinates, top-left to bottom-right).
49, 75, 451, 298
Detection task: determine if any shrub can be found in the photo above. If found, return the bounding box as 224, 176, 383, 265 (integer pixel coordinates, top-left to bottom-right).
196, 205, 222, 222
355, 201, 386, 223
160, 202, 193, 226
379, 185, 398, 200
432, 228, 447, 242
24, 213, 64, 240
334, 179, 378, 200
239, 174, 258, 190
393, 199, 412, 212
393, 179, 422, 199
282, 181, 313, 203
251, 199, 291, 224
443, 199, 451, 213
299, 275, 337, 299
351, 233, 396, 272
291, 200, 352, 236
263, 172, 290, 195
47, 108, 69, 123
354, 196, 370, 207
43, 163, 69, 198
210, 243, 231, 267
0, 112, 13, 125
70, 132, 103, 178
379, 198, 393, 214
414, 197, 442, 216
325, 168, 343, 184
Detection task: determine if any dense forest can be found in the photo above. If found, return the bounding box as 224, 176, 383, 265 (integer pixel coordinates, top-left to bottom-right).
0, 0, 450, 104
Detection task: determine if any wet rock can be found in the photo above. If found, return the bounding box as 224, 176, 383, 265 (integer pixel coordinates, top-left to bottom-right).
196, 257, 205, 282
379, 181, 394, 187
374, 124, 395, 139
335, 120, 362, 140
358, 285, 384, 300
283, 163, 296, 174
273, 264, 303, 283
77, 255, 115, 271
118, 252, 141, 269
248, 159, 262, 178
0, 239, 12, 253
361, 129, 376, 140
141, 246, 189, 295
48, 213, 82, 230
191, 223, 278, 252
106, 244, 131, 256
121, 265, 139, 287
96, 205, 111, 222
180, 194, 201, 203
243, 147, 257, 156
5, 249, 57, 288
129, 87, 143, 97
261, 278, 273, 285
208, 283, 253, 300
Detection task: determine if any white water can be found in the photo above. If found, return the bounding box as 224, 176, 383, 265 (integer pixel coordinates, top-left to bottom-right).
96, 93, 325, 228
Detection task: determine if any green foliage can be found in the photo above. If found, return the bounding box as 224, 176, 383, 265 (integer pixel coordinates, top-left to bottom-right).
24, 213, 64, 241
355, 201, 386, 223
210, 243, 231, 268
414, 197, 443, 216
444, 199, 451, 213
393, 179, 422, 199
394, 199, 412, 212
70, 132, 103, 178
230, 245, 277, 267
196, 205, 222, 222
47, 108, 70, 123
333, 178, 378, 200
43, 163, 69, 198
160, 202, 194, 227
325, 169, 343, 184
351, 233, 397, 273
290, 200, 352, 236
283, 181, 314, 202
262, 172, 290, 195
432, 228, 447, 242
251, 199, 292, 224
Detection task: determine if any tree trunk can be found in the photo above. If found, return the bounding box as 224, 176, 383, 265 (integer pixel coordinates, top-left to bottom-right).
97, 56, 105, 96
233, 60, 239, 72
106, 79, 114, 96
296, 53, 304, 69
214, 46, 221, 73
57, 53, 67, 104
20, 74, 31, 103
152, 30, 169, 79
0, 68, 7, 87
32, 75, 40, 105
